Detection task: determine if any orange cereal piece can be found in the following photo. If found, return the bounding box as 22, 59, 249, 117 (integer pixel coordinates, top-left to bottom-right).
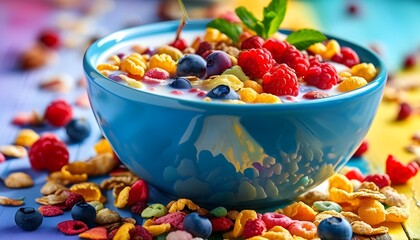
70, 182, 102, 202
202, 75, 243, 91
337, 76, 368, 92
321, 40, 341, 60
156, 45, 183, 61
231, 210, 258, 238
114, 186, 130, 208
262, 230, 293, 240
143, 222, 171, 236
204, 28, 229, 43
329, 174, 353, 193
94, 139, 113, 155
167, 198, 201, 213
283, 202, 316, 222
238, 87, 258, 103
61, 165, 88, 183
66, 161, 96, 175
113, 222, 135, 240
97, 63, 119, 71
329, 188, 360, 207
254, 93, 282, 104
243, 80, 263, 94
358, 199, 386, 226
385, 206, 409, 222
149, 54, 176, 75
78, 226, 108, 240
120, 53, 147, 77
15, 129, 39, 147
350, 63, 377, 82
287, 221, 317, 239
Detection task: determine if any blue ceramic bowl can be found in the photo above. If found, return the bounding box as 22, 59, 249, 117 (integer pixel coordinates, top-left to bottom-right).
83, 20, 386, 208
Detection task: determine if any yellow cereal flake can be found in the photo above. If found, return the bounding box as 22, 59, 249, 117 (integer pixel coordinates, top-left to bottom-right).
143, 223, 171, 236
321, 40, 341, 60
385, 206, 409, 222
201, 74, 244, 91
328, 174, 353, 193
329, 188, 360, 208
149, 54, 176, 75
113, 222, 135, 240
238, 87, 258, 103
96, 63, 119, 71
15, 129, 39, 147
61, 165, 88, 183
156, 45, 183, 61
339, 71, 352, 78
357, 199, 386, 225
204, 28, 230, 43
66, 161, 96, 176
120, 53, 147, 77
337, 76, 368, 92
167, 198, 201, 213
313, 210, 344, 226
119, 75, 143, 89
308, 42, 327, 55
283, 201, 317, 222
254, 93, 282, 104
107, 55, 121, 66
114, 186, 130, 208
70, 182, 102, 202
0, 196, 24, 206
350, 63, 377, 82
94, 138, 113, 155
243, 80, 263, 93
231, 210, 258, 238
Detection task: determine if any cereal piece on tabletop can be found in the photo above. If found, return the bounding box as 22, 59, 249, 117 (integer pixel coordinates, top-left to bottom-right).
95, 208, 121, 225
328, 173, 353, 193
39, 74, 74, 92
0, 196, 25, 206
350, 63, 377, 82
357, 199, 386, 225
385, 206, 409, 222
15, 129, 40, 148
36, 190, 69, 205
20, 43, 58, 70
40, 181, 67, 195
0, 145, 28, 158
4, 172, 34, 188
11, 111, 44, 126
351, 221, 388, 235
380, 186, 407, 207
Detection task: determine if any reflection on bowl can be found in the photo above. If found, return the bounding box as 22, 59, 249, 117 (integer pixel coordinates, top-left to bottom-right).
83, 20, 387, 208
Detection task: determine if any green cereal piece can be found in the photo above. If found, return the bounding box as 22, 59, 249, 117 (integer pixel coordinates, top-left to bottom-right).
141, 203, 167, 218
210, 206, 228, 217
88, 201, 104, 212
155, 233, 168, 240
312, 201, 342, 213
222, 66, 249, 82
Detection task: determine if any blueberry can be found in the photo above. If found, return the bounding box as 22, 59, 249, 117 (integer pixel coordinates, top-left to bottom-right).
183, 212, 212, 239
66, 119, 91, 142
206, 85, 239, 100
71, 202, 97, 228
177, 54, 207, 78
169, 77, 192, 89
15, 207, 43, 231
317, 217, 352, 240
205, 50, 232, 77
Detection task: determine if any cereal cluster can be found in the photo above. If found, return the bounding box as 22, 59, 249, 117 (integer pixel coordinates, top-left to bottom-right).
96, 27, 378, 104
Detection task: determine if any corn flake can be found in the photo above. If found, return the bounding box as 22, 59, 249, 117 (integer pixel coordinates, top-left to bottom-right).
357, 199, 386, 225
385, 206, 409, 222
283, 201, 317, 222
70, 182, 102, 202
328, 174, 353, 193
0, 196, 24, 206
114, 186, 130, 208
113, 222, 135, 240
351, 221, 388, 235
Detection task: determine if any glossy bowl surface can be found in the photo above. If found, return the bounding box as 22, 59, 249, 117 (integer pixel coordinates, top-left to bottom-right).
83, 20, 386, 208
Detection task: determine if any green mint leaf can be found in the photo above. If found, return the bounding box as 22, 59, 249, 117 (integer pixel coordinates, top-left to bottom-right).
262, 0, 287, 38
235, 7, 260, 32
286, 29, 327, 50
207, 18, 242, 43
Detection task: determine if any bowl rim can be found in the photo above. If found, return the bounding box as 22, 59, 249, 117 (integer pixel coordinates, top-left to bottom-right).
83, 19, 387, 111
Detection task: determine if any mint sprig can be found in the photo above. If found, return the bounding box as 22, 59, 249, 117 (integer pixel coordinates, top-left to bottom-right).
205, 0, 327, 50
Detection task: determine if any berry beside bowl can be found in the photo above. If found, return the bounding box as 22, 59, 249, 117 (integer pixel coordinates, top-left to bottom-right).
83, 19, 386, 208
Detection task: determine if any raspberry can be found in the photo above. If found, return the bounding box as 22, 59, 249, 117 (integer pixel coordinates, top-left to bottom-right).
129, 225, 153, 240
352, 139, 368, 157
242, 218, 266, 239
44, 99, 73, 127
211, 217, 234, 232
65, 192, 85, 210
169, 38, 188, 51
29, 134, 69, 172
238, 48, 275, 79
196, 41, 213, 57
131, 201, 148, 214
143, 67, 170, 85
262, 38, 290, 63
38, 205, 64, 217
304, 62, 339, 90
57, 220, 88, 235
331, 47, 360, 67
127, 179, 149, 205
344, 168, 365, 182
396, 102, 412, 121
386, 154, 419, 184
38, 29, 60, 49
364, 173, 391, 188
280, 46, 310, 77
262, 63, 299, 96
241, 35, 264, 50
302, 91, 331, 100
155, 211, 186, 230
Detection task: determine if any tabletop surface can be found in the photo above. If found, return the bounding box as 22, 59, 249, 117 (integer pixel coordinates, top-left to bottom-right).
1, 0, 420, 239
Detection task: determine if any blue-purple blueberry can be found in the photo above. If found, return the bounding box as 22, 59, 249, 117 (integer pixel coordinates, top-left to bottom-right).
169, 77, 192, 89
177, 54, 207, 78
66, 119, 91, 142
71, 202, 97, 228
206, 85, 239, 100
205, 50, 232, 77
15, 207, 43, 231
317, 217, 352, 240
183, 212, 212, 239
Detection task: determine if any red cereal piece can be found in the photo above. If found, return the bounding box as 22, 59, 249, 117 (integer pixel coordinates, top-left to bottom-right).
127, 179, 149, 206
344, 168, 365, 182
38, 205, 64, 217
241, 35, 264, 50
65, 192, 86, 210
12, 111, 43, 126
302, 91, 331, 100
403, 54, 416, 69
238, 48, 275, 79
38, 29, 61, 49
396, 102, 412, 121
305, 62, 339, 90
154, 211, 186, 230
262, 212, 293, 229
364, 173, 391, 188
129, 225, 153, 240
57, 220, 88, 235
0, 153, 5, 163
44, 99, 73, 127
29, 133, 69, 172
78, 227, 108, 240
142, 68, 170, 85
352, 139, 369, 157
242, 218, 266, 239
386, 154, 419, 184
131, 201, 148, 214
331, 47, 360, 68
108, 228, 119, 239
169, 38, 188, 51
211, 217, 234, 232
262, 63, 299, 96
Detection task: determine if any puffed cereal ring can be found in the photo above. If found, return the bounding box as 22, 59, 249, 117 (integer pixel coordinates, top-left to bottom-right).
337, 76, 368, 92
321, 40, 340, 60
385, 206, 409, 222
350, 63, 377, 82
262, 212, 293, 229
357, 199, 386, 225
254, 93, 282, 104
113, 222, 135, 240
243, 79, 263, 93
149, 54, 176, 75
201, 74, 243, 91
312, 201, 342, 213
287, 221, 317, 239
351, 221, 388, 235
283, 201, 317, 222
231, 209, 258, 238
328, 174, 353, 193
120, 53, 147, 76
142, 203, 167, 218
15, 129, 39, 147
70, 182, 102, 202
238, 87, 258, 103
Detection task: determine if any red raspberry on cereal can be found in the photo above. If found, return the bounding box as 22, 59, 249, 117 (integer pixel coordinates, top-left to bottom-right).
57, 220, 88, 235
242, 218, 266, 239
262, 63, 299, 96
65, 192, 86, 210
38, 29, 60, 49
364, 173, 391, 188
238, 48, 275, 79
154, 211, 186, 230
131, 201, 148, 214
262, 38, 290, 63
142, 68, 170, 85
44, 99, 73, 127
29, 133, 69, 172
38, 205, 64, 217
331, 47, 360, 68
304, 62, 339, 90
241, 35, 264, 50
280, 46, 310, 78
129, 225, 153, 240
211, 217, 234, 232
